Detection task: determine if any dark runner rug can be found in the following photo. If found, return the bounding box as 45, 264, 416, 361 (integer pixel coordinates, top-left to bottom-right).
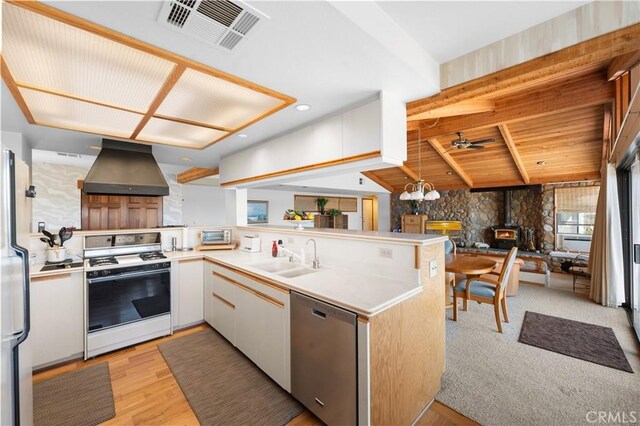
159, 329, 304, 425
519, 311, 633, 373
33, 362, 115, 426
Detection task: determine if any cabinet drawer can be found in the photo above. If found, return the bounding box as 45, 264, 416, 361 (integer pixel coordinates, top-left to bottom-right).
212, 272, 238, 304
210, 293, 235, 345
403, 215, 421, 225
212, 265, 288, 304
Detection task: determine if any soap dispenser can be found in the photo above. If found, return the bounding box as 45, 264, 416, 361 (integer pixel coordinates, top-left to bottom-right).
272, 241, 278, 257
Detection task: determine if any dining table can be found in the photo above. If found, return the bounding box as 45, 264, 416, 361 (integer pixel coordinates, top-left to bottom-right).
444, 254, 498, 309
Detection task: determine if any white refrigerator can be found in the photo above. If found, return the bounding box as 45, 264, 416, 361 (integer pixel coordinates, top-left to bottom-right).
1, 148, 33, 425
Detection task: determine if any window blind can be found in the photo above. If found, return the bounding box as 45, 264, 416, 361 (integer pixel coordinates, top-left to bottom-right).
555, 186, 599, 213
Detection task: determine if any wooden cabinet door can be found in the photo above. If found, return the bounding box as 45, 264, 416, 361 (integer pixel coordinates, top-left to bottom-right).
127, 196, 163, 229
82, 194, 125, 230
81, 194, 163, 230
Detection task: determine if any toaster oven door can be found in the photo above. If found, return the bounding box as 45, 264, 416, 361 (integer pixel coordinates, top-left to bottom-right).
201, 230, 229, 245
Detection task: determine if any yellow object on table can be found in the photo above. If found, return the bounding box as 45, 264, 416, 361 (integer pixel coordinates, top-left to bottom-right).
425, 220, 462, 235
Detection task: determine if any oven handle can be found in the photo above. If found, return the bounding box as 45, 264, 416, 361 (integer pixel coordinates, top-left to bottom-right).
87, 268, 171, 284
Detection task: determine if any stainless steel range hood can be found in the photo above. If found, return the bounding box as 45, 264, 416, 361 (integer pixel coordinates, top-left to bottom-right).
83, 139, 169, 196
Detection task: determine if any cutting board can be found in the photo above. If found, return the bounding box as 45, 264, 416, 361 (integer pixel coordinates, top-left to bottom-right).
196, 243, 237, 251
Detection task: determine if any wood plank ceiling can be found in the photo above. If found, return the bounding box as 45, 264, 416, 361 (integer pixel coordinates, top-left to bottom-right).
366, 24, 640, 191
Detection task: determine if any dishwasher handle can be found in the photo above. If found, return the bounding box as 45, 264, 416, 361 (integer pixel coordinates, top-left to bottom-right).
311, 308, 326, 319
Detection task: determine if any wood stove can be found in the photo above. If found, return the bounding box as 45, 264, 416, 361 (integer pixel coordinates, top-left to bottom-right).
494, 226, 519, 249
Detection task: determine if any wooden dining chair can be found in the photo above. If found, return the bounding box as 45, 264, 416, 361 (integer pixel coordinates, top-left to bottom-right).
444, 237, 457, 288
452, 247, 518, 333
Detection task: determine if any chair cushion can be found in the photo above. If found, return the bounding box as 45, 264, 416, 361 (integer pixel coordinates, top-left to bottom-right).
454, 279, 496, 299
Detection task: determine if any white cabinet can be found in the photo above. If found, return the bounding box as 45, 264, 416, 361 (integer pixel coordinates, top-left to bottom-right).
176, 259, 204, 327
210, 265, 290, 391
342, 99, 381, 158
30, 272, 84, 368
203, 261, 214, 326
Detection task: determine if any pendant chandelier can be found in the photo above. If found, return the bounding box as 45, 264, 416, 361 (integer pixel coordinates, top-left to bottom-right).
399, 126, 440, 202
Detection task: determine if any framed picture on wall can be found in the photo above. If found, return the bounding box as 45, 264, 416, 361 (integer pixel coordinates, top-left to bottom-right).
247, 200, 269, 224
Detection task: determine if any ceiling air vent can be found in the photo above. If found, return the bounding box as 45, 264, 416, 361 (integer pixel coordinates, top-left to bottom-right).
157, 0, 268, 52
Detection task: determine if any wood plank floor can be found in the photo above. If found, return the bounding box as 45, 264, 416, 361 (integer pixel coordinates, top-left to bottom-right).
33, 324, 477, 426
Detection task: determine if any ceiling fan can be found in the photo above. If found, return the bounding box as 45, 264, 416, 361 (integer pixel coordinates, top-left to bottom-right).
449, 132, 495, 151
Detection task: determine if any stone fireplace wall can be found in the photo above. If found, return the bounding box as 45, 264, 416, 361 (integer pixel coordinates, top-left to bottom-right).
390, 181, 600, 254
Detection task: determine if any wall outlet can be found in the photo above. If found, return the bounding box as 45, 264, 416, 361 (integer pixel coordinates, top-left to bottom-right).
429, 259, 438, 278
379, 248, 393, 259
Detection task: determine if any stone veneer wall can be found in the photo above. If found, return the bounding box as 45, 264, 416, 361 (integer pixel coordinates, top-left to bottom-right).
391, 181, 600, 257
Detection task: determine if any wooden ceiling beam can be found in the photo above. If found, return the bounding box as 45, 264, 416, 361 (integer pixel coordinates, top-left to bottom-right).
407, 100, 495, 121
425, 139, 474, 187
407, 23, 640, 118
407, 71, 614, 135
398, 164, 420, 181
177, 167, 219, 184
130, 64, 186, 139
498, 124, 530, 184
607, 50, 640, 81
1, 55, 35, 124
361, 171, 394, 193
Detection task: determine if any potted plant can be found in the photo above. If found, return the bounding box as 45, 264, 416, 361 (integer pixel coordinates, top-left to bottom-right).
327, 208, 342, 216
315, 197, 329, 215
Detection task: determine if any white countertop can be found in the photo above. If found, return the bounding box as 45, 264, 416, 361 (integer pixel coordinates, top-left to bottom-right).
30, 249, 423, 317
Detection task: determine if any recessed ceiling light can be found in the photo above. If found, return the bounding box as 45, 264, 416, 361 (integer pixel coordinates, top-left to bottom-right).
237, 133, 248, 138
89, 145, 101, 151
446, 171, 453, 175
295, 104, 310, 111
181, 157, 192, 162
537, 160, 546, 166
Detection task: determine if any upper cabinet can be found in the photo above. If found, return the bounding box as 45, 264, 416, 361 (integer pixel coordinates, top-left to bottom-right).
219, 92, 406, 187
81, 194, 163, 230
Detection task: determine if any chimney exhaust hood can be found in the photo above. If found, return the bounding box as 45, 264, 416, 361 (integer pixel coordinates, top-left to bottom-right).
83, 139, 169, 196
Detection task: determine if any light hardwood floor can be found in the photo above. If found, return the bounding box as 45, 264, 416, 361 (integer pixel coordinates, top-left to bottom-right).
33, 324, 477, 426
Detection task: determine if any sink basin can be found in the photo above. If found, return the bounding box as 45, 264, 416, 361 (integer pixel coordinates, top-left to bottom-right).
251, 261, 300, 273
277, 267, 319, 278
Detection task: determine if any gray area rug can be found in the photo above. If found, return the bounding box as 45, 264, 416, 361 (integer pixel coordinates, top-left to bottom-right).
519, 311, 633, 373
159, 329, 304, 425
33, 362, 115, 426
437, 285, 640, 426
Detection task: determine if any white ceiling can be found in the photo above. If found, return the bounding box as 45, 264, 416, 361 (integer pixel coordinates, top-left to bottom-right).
1, 0, 587, 169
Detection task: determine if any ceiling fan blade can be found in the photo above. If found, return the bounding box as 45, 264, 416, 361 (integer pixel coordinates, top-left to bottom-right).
467, 145, 486, 149
469, 138, 495, 145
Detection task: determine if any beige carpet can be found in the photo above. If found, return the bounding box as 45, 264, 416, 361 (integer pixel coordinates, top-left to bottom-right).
438, 285, 640, 426
33, 362, 115, 426
159, 329, 304, 425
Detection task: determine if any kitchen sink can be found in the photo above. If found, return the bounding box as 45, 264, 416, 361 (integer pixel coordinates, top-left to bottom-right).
251, 261, 300, 273
277, 267, 319, 278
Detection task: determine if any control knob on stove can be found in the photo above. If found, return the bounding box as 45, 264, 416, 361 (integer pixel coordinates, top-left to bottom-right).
101, 270, 109, 276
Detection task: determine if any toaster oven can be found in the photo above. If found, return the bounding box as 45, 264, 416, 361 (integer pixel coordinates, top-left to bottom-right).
201, 229, 232, 245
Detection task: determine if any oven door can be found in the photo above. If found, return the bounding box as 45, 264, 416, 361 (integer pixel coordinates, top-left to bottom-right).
87, 268, 170, 332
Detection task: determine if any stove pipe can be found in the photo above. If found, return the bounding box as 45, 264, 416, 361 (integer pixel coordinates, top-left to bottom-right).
504, 190, 512, 225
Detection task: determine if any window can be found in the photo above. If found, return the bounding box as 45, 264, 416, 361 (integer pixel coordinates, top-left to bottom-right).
555, 186, 599, 251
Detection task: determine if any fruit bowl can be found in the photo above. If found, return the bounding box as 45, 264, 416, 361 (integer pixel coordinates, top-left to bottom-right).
289, 219, 313, 230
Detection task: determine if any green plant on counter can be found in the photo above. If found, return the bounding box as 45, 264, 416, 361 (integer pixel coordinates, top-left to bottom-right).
327, 208, 342, 216
315, 197, 329, 214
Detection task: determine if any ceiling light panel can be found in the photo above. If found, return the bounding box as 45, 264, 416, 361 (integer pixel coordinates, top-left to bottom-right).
20, 88, 142, 138
155, 68, 284, 129
2, 3, 176, 112
136, 118, 228, 148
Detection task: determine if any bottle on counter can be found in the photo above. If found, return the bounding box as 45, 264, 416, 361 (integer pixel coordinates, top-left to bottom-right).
277, 240, 284, 257
272, 241, 278, 257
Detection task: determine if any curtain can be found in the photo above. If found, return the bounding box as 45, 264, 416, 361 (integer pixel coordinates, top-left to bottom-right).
589, 163, 624, 306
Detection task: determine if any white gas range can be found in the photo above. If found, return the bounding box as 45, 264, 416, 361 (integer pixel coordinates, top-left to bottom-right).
83, 232, 172, 358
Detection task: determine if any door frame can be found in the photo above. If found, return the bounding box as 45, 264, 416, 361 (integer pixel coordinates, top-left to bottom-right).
361, 196, 377, 231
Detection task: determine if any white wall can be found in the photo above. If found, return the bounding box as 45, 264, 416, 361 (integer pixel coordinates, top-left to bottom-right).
181, 184, 227, 226
1, 131, 31, 164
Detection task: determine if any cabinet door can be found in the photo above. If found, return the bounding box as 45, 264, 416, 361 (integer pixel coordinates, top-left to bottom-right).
177, 259, 204, 326
234, 284, 287, 390
203, 262, 214, 326
30, 273, 84, 367
210, 275, 237, 345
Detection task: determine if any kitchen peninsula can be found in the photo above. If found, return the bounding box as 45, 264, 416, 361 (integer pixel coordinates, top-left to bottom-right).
28, 226, 447, 425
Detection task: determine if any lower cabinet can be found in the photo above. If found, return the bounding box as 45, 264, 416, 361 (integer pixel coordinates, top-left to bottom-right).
30, 272, 84, 368
206, 264, 290, 391
176, 259, 204, 327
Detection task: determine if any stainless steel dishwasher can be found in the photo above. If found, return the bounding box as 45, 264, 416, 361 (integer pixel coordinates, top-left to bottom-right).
291, 291, 357, 426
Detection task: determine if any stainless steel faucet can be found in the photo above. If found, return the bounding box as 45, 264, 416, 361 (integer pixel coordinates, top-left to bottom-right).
306, 239, 320, 269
